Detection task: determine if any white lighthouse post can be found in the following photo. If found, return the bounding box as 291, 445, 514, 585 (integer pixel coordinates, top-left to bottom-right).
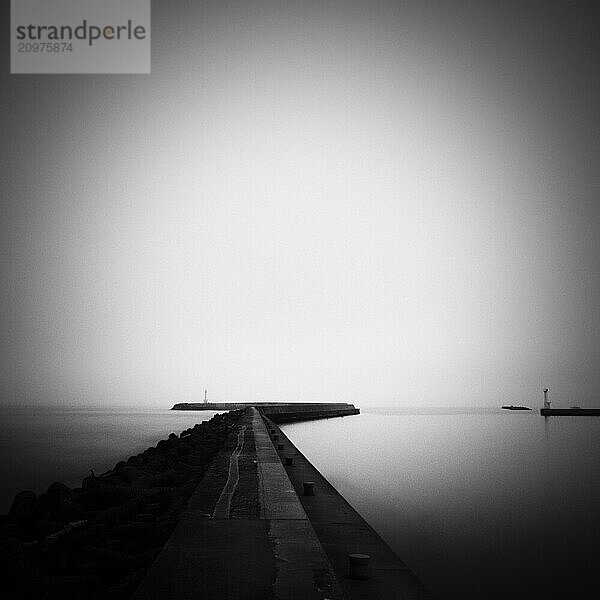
543, 388, 550, 409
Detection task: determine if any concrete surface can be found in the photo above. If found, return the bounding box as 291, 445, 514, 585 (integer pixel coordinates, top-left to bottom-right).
265, 417, 432, 600
134, 408, 344, 600
134, 407, 431, 600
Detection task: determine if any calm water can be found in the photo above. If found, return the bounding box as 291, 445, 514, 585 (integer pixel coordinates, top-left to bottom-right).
283, 408, 600, 599
2, 407, 599, 598
0, 408, 219, 513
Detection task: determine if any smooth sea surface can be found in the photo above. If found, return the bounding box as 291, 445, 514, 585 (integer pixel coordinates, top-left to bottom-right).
0, 407, 219, 514
2, 406, 599, 599
283, 408, 600, 599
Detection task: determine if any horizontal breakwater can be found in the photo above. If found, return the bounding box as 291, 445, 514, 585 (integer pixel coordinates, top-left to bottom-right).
172, 402, 360, 423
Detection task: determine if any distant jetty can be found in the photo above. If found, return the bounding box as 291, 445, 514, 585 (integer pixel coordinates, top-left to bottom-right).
539, 388, 600, 415
540, 388, 600, 415
172, 401, 360, 423
541, 408, 600, 416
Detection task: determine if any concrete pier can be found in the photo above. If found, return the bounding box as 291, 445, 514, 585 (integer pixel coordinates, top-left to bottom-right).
264, 416, 431, 600
134, 406, 429, 599
172, 402, 360, 422
541, 408, 600, 416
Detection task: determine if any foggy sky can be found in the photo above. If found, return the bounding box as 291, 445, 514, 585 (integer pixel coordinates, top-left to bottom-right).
1, 0, 599, 408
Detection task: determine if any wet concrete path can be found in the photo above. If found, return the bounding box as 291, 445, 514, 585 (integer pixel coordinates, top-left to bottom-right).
134, 407, 430, 600
212, 425, 247, 518
134, 408, 343, 600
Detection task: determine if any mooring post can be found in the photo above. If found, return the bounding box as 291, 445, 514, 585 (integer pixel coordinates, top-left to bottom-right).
303, 481, 315, 496
348, 553, 371, 579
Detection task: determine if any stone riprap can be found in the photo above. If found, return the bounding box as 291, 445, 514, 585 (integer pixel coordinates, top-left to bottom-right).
0, 410, 244, 599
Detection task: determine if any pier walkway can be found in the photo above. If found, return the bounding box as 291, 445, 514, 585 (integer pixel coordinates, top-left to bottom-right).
265, 416, 430, 600
134, 407, 429, 600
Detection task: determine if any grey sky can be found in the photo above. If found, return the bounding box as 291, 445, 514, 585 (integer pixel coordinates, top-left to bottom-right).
1, 1, 599, 408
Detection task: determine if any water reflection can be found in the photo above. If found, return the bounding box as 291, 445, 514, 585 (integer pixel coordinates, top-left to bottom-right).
282, 410, 600, 599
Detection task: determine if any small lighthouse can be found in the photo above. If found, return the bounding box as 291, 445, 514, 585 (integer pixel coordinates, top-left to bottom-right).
204, 389, 208, 405
543, 388, 550, 409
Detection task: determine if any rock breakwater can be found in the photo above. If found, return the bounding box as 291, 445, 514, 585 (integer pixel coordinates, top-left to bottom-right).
0, 410, 244, 600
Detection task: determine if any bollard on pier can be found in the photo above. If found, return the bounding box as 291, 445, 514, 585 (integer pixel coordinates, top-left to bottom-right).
348, 553, 370, 580
303, 481, 315, 496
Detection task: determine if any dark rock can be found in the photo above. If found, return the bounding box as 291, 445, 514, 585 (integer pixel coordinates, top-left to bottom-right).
8, 490, 49, 526
0, 537, 36, 592
34, 519, 62, 539
62, 522, 109, 549
57, 499, 85, 522
81, 476, 97, 490
40, 573, 100, 591
47, 482, 72, 498
114, 461, 128, 473
177, 443, 192, 456
94, 497, 144, 527
118, 465, 141, 484
38, 492, 61, 512
8, 491, 38, 519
